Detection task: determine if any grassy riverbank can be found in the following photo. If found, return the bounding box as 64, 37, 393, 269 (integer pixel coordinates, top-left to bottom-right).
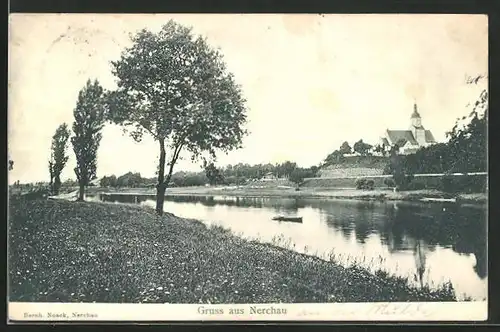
80, 185, 487, 205
9, 197, 456, 303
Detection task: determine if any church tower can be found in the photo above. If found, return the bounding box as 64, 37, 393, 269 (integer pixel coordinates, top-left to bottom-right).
410, 103, 427, 146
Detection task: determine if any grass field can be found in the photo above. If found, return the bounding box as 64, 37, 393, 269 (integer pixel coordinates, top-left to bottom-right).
8, 196, 456, 303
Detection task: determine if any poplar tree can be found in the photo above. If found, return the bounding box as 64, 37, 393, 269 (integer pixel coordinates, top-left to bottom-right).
71, 79, 106, 201
48, 123, 71, 195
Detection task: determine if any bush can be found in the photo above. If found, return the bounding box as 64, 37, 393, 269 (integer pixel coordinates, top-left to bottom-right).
439, 174, 487, 194
171, 174, 208, 187
224, 176, 247, 186
406, 180, 427, 191
383, 178, 395, 188
355, 178, 374, 190
355, 178, 365, 189
21, 187, 50, 200
382, 163, 392, 175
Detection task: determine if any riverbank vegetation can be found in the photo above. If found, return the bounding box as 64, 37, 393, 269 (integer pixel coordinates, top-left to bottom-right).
9, 197, 456, 303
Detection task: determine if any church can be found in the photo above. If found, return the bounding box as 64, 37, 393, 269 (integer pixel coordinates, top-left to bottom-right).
380, 103, 437, 155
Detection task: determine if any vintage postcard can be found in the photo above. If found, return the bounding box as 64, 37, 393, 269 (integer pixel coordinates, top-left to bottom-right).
7, 13, 488, 322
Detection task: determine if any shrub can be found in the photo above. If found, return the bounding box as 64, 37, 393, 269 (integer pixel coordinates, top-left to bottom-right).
383, 178, 395, 188
355, 178, 366, 189
355, 178, 374, 190
382, 163, 392, 175
439, 174, 487, 194
22, 187, 50, 200
366, 180, 375, 190
224, 176, 247, 186
406, 180, 427, 191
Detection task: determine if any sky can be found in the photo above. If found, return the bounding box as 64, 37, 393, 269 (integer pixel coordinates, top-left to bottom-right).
8, 14, 488, 184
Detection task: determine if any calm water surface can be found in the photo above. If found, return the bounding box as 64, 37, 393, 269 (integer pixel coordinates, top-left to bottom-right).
99, 194, 487, 300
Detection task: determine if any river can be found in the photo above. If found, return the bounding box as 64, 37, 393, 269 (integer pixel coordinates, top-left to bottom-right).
97, 193, 487, 301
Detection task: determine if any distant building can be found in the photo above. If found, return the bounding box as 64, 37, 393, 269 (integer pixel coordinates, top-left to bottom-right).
89, 178, 101, 186
380, 103, 437, 155
261, 172, 277, 181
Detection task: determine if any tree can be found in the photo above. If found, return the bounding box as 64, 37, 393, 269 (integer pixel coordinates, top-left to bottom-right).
446, 77, 487, 173
71, 79, 106, 201
289, 168, 306, 188
100, 175, 118, 188
115, 172, 144, 188
204, 162, 224, 186
373, 143, 387, 157
338, 141, 352, 155
324, 150, 344, 165
48, 123, 71, 195
310, 165, 319, 176
387, 144, 413, 190
106, 20, 247, 215
63, 178, 78, 187
353, 139, 373, 156
279, 161, 297, 179
108, 175, 118, 187
48, 159, 54, 193
401, 75, 487, 176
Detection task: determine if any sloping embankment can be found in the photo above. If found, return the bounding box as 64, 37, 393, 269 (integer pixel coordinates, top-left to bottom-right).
8, 197, 455, 303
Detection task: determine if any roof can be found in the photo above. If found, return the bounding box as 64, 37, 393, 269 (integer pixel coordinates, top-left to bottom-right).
386, 130, 418, 146
381, 137, 390, 146
425, 130, 436, 143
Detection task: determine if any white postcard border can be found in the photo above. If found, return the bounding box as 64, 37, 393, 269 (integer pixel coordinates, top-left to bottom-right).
8, 301, 488, 322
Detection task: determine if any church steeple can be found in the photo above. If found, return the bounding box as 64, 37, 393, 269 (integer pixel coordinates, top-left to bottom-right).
410, 102, 423, 128
411, 103, 421, 119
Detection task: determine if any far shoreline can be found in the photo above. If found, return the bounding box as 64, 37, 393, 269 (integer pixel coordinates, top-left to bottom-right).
81, 186, 488, 207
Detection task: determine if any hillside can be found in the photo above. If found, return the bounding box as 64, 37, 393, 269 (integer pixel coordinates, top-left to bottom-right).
319, 155, 388, 178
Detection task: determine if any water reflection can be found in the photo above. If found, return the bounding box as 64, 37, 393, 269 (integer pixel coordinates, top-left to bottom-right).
414, 239, 427, 289
98, 193, 487, 300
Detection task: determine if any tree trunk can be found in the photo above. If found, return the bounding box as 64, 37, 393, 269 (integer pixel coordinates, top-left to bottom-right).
77, 184, 85, 201
54, 176, 61, 196
155, 138, 166, 216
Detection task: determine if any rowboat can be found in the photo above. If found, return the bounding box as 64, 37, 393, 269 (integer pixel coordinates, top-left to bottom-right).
272, 216, 303, 223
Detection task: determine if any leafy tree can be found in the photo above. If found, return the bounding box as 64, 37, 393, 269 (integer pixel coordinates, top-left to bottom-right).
387, 144, 413, 190
62, 178, 78, 187
71, 79, 106, 201
373, 143, 388, 157
310, 165, 319, 176
338, 141, 352, 155
280, 161, 297, 179
401, 75, 487, 176
289, 167, 317, 189
204, 162, 224, 186
324, 150, 344, 165
100, 175, 118, 188
289, 168, 307, 188
115, 172, 144, 187
106, 20, 247, 215
48, 123, 71, 195
171, 171, 208, 187
445, 84, 487, 173
119, 172, 143, 187
100, 176, 109, 187
353, 139, 373, 156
